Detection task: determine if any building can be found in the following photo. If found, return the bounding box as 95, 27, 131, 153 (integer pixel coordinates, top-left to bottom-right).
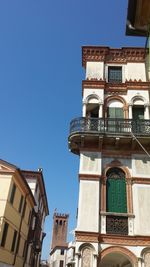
126, 0, 150, 36
0, 159, 49, 267
0, 159, 35, 267
21, 169, 49, 267
68, 46, 150, 266
49, 212, 69, 267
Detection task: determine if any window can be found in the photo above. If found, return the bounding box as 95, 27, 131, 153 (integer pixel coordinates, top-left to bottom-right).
22, 201, 26, 218
18, 195, 24, 213
10, 183, 16, 205
106, 168, 128, 235
59, 261, 64, 267
28, 210, 32, 225
107, 107, 124, 119
106, 167, 127, 213
60, 249, 64, 255
1, 222, 9, 247
11, 230, 17, 252
108, 66, 122, 83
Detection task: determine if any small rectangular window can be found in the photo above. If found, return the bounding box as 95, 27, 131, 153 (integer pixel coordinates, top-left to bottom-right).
60, 249, 64, 255
11, 230, 17, 252
108, 66, 122, 83
10, 183, 16, 205
28, 210, 32, 225
18, 195, 24, 213
59, 260, 64, 267
1, 222, 9, 247
22, 201, 26, 218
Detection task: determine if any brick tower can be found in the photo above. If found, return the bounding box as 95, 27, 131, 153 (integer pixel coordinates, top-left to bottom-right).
49, 212, 69, 267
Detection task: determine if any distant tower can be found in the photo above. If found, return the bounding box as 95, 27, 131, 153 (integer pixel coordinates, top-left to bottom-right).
49, 212, 69, 267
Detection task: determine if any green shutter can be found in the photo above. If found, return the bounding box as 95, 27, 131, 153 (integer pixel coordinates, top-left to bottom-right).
115, 108, 124, 118
106, 169, 127, 213
108, 108, 123, 118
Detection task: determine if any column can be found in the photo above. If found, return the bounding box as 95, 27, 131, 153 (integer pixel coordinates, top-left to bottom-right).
138, 257, 143, 267
93, 254, 98, 267
144, 104, 150, 120
82, 102, 86, 117
128, 104, 132, 119
99, 103, 103, 118
75, 253, 81, 267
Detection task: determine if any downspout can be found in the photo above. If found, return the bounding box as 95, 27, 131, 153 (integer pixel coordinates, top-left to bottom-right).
23, 208, 35, 267
13, 193, 29, 266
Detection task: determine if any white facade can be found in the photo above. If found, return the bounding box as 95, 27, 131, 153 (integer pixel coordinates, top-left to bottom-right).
68, 46, 150, 267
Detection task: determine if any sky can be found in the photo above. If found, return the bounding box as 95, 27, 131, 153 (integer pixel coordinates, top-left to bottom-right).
0, 0, 146, 260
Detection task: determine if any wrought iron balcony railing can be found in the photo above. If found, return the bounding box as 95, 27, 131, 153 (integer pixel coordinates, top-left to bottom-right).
70, 117, 150, 136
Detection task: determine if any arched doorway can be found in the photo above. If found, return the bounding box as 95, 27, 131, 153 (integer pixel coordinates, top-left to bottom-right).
99, 247, 137, 267
99, 252, 133, 267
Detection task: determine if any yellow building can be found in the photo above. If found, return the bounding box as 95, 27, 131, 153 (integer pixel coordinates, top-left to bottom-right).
0, 159, 35, 267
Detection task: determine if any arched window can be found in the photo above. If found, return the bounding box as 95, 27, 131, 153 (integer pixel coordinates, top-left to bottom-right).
106, 168, 127, 213
107, 100, 124, 119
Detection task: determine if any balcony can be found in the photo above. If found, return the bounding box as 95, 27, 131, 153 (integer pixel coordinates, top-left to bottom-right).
69, 117, 150, 154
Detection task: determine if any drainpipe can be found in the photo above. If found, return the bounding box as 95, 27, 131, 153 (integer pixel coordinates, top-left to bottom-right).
13, 193, 29, 266
23, 208, 35, 267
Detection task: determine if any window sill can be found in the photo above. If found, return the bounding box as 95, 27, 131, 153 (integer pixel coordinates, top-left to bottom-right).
100, 211, 135, 218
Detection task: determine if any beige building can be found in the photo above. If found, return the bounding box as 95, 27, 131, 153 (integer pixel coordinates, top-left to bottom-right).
0, 160, 49, 267
0, 159, 35, 267
22, 169, 49, 267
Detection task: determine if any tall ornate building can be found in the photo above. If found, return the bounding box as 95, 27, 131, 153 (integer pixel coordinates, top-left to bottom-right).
68, 46, 150, 267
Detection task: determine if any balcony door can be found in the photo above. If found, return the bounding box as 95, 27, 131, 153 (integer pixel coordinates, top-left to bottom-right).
132, 106, 144, 120
107, 107, 124, 119
132, 106, 144, 133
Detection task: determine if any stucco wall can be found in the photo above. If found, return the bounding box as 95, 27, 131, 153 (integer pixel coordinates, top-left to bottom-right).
86, 62, 104, 80
77, 180, 99, 232
79, 152, 101, 175
133, 184, 150, 235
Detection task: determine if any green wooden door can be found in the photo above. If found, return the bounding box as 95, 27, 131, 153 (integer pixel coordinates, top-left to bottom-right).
106, 168, 127, 213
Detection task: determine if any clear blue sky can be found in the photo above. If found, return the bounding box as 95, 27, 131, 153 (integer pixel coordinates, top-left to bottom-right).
0, 0, 145, 260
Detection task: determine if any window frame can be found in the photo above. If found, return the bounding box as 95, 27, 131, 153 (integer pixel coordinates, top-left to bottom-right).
105, 64, 125, 83
1, 222, 9, 247
10, 183, 16, 205
11, 229, 17, 252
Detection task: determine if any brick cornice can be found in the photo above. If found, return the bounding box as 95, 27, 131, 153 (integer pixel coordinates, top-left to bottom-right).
79, 174, 101, 181
75, 231, 150, 246
132, 177, 150, 184
82, 80, 150, 95
82, 46, 147, 68
75, 231, 99, 243
99, 234, 150, 246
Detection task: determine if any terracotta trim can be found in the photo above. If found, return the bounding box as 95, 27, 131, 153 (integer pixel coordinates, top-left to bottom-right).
132, 177, 150, 184
75, 230, 150, 247
99, 234, 150, 246
75, 231, 99, 243
79, 174, 101, 181
82, 80, 150, 96
82, 46, 147, 68
100, 246, 138, 266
